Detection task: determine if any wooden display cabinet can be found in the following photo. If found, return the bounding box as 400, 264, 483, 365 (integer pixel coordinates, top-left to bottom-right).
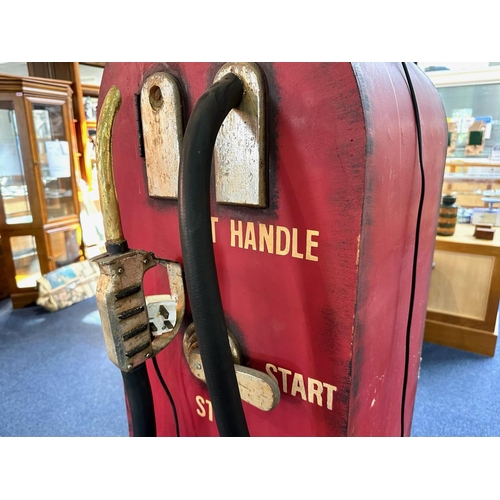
425, 223, 500, 356
0, 75, 83, 308
422, 67, 500, 356
0, 235, 9, 299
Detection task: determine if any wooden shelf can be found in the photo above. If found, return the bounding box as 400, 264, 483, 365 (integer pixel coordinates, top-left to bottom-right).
446, 158, 500, 168
435, 223, 500, 247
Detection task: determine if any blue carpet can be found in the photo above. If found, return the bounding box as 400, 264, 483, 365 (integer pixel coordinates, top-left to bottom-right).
1, 296, 498, 436
0, 297, 128, 437
411, 341, 500, 436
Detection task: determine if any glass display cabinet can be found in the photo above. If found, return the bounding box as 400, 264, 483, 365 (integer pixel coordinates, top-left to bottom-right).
420, 64, 500, 208
420, 63, 500, 355
0, 75, 83, 308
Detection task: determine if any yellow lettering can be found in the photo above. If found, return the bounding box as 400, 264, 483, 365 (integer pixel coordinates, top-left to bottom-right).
291, 228, 304, 259
277, 367, 292, 393
259, 223, 274, 253
229, 220, 319, 262
244, 222, 257, 250
323, 383, 337, 410
211, 217, 218, 243
230, 219, 243, 248
206, 398, 213, 422
308, 378, 323, 407
276, 226, 290, 256
195, 395, 206, 418
290, 373, 307, 401
306, 230, 319, 261
267, 363, 336, 411
265, 363, 278, 383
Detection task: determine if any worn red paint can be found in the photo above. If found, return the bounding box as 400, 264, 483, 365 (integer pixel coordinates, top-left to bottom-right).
99, 63, 446, 436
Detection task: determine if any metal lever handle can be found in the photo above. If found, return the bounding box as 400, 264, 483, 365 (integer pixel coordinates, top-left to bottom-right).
188, 351, 280, 412
183, 323, 280, 412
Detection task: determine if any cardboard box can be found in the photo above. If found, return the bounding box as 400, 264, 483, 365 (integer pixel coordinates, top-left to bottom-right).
36, 260, 100, 312
471, 208, 500, 227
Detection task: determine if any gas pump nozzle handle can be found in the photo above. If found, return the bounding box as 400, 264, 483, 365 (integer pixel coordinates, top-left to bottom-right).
93, 86, 185, 372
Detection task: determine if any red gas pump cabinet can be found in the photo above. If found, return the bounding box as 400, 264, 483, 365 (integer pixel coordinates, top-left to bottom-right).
97, 62, 447, 436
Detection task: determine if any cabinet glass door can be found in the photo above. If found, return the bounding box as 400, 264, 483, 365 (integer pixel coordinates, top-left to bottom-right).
48, 227, 81, 267
437, 83, 500, 159
10, 234, 41, 288
32, 103, 76, 221
0, 101, 33, 224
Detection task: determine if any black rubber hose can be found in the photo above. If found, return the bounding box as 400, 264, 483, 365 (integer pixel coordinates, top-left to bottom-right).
121, 363, 156, 437
178, 73, 249, 437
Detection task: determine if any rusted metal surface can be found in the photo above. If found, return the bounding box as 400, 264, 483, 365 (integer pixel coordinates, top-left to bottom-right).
140, 72, 183, 199
94, 251, 185, 372
94, 249, 156, 371
213, 62, 267, 207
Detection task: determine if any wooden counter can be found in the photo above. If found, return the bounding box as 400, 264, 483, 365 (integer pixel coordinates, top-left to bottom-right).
424, 223, 500, 356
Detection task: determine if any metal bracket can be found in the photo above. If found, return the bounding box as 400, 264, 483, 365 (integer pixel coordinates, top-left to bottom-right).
213, 62, 267, 207
140, 72, 183, 199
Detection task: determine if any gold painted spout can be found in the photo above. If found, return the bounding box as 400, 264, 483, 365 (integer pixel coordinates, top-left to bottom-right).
95, 85, 125, 246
